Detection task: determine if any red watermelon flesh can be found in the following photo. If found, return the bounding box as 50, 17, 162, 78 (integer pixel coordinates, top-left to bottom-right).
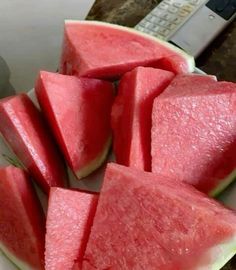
151, 77, 236, 195
35, 71, 114, 179
60, 20, 194, 79
160, 73, 217, 98
0, 94, 67, 193
82, 163, 236, 270
111, 67, 174, 171
0, 166, 45, 270
45, 187, 98, 270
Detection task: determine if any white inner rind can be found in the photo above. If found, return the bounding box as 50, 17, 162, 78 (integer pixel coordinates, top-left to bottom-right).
198, 235, 236, 270
64, 20, 195, 73
209, 169, 236, 198
0, 242, 33, 270
75, 137, 112, 179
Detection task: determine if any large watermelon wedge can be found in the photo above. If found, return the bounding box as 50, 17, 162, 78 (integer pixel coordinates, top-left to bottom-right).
45, 187, 98, 270
35, 71, 114, 179
0, 94, 67, 193
0, 166, 45, 270
83, 163, 236, 270
111, 67, 174, 171
60, 20, 194, 79
151, 75, 236, 196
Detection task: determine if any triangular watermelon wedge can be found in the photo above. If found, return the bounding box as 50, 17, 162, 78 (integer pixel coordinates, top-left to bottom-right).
0, 166, 45, 270
0, 94, 67, 193
151, 75, 236, 195
60, 20, 194, 79
45, 187, 98, 270
35, 71, 114, 179
111, 67, 174, 171
83, 163, 236, 269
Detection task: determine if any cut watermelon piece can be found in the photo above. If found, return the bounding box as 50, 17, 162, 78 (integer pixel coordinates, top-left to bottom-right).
0, 166, 45, 270
151, 75, 236, 195
0, 94, 67, 193
35, 71, 114, 179
45, 187, 98, 270
111, 67, 174, 171
60, 20, 194, 79
83, 163, 236, 270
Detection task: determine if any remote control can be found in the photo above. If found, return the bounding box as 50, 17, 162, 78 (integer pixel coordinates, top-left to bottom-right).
135, 0, 236, 57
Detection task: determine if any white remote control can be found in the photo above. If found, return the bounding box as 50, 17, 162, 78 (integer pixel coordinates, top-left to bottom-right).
135, 0, 236, 57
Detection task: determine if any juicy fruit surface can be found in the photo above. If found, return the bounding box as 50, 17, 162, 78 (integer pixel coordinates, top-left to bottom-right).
0, 94, 67, 193
36, 72, 114, 178
152, 76, 236, 194
0, 166, 45, 270
45, 188, 98, 270
112, 67, 174, 171
83, 163, 236, 270
60, 20, 194, 78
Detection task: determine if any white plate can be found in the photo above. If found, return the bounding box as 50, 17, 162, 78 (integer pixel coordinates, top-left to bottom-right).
0, 86, 235, 269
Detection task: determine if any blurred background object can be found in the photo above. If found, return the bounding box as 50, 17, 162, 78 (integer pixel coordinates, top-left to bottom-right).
0, 56, 15, 98
0, 0, 95, 93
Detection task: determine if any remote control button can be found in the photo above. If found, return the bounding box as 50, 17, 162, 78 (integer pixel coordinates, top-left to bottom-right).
152, 9, 162, 17
145, 21, 155, 30
183, 4, 194, 12
166, 23, 176, 30
135, 26, 145, 31
161, 13, 174, 20
173, 17, 183, 24
146, 15, 157, 23
159, 28, 171, 37
139, 20, 146, 27
163, 0, 173, 4
190, 0, 201, 5
173, 2, 183, 8
178, 9, 190, 17
153, 25, 160, 31
168, 6, 179, 13
159, 3, 169, 10
158, 20, 168, 26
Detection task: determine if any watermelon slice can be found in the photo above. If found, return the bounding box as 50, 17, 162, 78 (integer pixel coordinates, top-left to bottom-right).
83, 163, 236, 270
45, 187, 98, 270
35, 71, 114, 179
0, 166, 45, 270
111, 67, 174, 171
151, 75, 236, 196
0, 94, 67, 193
60, 20, 194, 79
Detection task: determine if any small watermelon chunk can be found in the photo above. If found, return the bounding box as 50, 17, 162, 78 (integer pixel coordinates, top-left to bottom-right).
83, 163, 236, 270
45, 187, 98, 270
60, 20, 194, 79
0, 94, 67, 193
35, 71, 114, 179
151, 75, 236, 195
0, 166, 45, 270
111, 67, 174, 171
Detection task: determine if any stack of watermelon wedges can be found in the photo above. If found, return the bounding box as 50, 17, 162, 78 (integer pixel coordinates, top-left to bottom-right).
0, 20, 235, 270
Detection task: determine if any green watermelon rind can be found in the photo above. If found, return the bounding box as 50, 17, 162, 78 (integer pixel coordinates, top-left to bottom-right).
206, 235, 236, 270
65, 20, 195, 73
0, 243, 32, 270
0, 134, 25, 170
75, 136, 112, 179
209, 169, 236, 198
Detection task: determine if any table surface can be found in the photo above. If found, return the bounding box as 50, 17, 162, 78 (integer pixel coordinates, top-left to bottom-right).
88, 1, 236, 269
